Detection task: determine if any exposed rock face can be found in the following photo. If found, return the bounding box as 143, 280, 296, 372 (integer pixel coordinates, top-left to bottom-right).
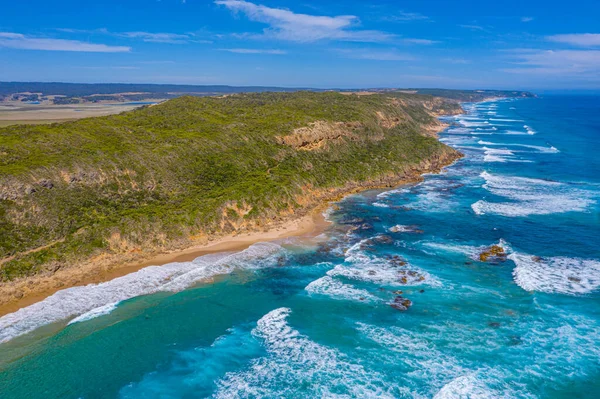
376, 111, 403, 129
478, 245, 508, 263
390, 295, 413, 311
0, 91, 465, 308
277, 121, 363, 150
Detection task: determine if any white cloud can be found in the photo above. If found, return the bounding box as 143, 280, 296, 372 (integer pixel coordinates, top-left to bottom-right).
502, 49, 600, 78
56, 28, 202, 44
384, 11, 430, 22
443, 58, 470, 64
219, 48, 286, 54
336, 48, 415, 61
401, 38, 439, 45
546, 33, 600, 47
0, 32, 130, 52
215, 0, 393, 42
119, 31, 191, 44
521, 17, 534, 23
459, 24, 485, 31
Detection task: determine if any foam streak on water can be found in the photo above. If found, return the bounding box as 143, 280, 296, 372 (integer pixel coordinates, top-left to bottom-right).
472, 171, 596, 216
213, 308, 398, 398
510, 253, 600, 295
0, 242, 285, 343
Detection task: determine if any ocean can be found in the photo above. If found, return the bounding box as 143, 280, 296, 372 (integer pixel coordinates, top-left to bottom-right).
1, 95, 599, 398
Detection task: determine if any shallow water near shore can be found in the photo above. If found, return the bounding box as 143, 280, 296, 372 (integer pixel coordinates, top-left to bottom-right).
1, 95, 600, 398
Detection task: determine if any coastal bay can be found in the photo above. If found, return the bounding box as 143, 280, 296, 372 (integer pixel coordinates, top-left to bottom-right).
1, 94, 599, 399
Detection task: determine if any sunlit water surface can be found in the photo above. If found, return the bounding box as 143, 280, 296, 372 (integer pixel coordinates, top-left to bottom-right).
1, 95, 599, 398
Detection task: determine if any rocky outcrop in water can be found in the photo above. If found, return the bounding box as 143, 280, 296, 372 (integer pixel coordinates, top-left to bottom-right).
478, 245, 508, 263
390, 295, 413, 311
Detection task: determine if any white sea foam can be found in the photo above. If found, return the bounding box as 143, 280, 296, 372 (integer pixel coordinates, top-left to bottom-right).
446, 127, 472, 135
490, 118, 524, 122
421, 241, 481, 257
320, 238, 443, 287
305, 276, 377, 302
518, 308, 600, 380
388, 225, 416, 233
517, 144, 559, 153
433, 375, 495, 399
327, 241, 441, 287
372, 201, 390, 208
356, 323, 481, 396
414, 190, 452, 209
214, 308, 397, 398
483, 147, 514, 155
459, 120, 490, 127
482, 147, 516, 163
376, 188, 407, 199
0, 242, 285, 343
322, 206, 335, 222
478, 141, 559, 153
510, 253, 600, 295
471, 171, 596, 216
67, 302, 119, 325
524, 125, 536, 134
422, 239, 509, 262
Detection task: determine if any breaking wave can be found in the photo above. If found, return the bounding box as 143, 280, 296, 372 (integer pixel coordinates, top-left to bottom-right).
510, 253, 600, 295
67, 302, 119, 325
472, 172, 595, 216
433, 375, 496, 399
305, 276, 376, 302
214, 308, 398, 398
478, 140, 559, 153
325, 239, 441, 287
0, 242, 286, 343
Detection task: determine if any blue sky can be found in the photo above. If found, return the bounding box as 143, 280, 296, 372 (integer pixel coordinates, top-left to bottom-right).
1, 0, 599, 90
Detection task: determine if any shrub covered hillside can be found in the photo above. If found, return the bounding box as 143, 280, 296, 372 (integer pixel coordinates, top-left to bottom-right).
0, 91, 462, 282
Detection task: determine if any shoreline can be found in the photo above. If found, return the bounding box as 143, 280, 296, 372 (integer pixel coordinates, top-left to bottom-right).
0, 209, 330, 317
0, 116, 463, 318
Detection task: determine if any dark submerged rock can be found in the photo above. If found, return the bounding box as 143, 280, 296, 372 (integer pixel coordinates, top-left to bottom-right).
390, 296, 413, 311
373, 235, 394, 244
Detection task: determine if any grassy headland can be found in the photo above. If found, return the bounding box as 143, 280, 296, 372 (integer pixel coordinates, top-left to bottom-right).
0, 90, 522, 303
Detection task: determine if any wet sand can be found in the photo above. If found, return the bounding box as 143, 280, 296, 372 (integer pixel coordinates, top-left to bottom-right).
0, 210, 330, 317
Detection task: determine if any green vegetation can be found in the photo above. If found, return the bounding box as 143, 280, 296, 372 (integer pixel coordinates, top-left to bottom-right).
408, 89, 536, 102
0, 91, 465, 281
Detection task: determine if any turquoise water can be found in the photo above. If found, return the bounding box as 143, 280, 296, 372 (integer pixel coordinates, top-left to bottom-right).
1, 95, 599, 398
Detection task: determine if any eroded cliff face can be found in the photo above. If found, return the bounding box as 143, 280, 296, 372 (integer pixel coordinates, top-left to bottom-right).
276, 121, 364, 150
0, 91, 462, 301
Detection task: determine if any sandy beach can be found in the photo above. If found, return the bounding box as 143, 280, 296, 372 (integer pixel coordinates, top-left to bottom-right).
0, 99, 462, 317
0, 209, 329, 317
0, 142, 460, 317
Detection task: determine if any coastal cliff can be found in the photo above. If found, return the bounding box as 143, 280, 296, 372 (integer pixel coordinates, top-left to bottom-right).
0, 91, 465, 304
